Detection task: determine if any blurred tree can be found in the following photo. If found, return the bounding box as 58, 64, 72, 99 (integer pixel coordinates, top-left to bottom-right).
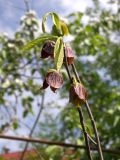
0, 0, 120, 160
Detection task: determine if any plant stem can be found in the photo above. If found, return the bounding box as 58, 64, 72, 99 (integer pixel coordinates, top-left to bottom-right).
77, 108, 92, 160
71, 63, 104, 160
85, 101, 104, 160
64, 52, 92, 159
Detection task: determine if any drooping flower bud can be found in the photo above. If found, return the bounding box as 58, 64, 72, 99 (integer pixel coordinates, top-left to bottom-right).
42, 69, 64, 92
69, 83, 87, 105
64, 45, 74, 65
41, 41, 55, 58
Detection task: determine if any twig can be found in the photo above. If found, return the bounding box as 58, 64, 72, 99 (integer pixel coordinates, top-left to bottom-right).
20, 92, 45, 160
63, 52, 72, 83
0, 134, 119, 155
87, 134, 97, 146
85, 101, 104, 159
23, 0, 30, 12
71, 63, 104, 160
64, 52, 92, 159
71, 63, 81, 83
77, 108, 92, 160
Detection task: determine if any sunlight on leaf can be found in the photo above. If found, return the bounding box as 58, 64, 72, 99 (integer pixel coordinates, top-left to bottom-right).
42, 12, 60, 33
54, 37, 64, 71
60, 20, 69, 36
21, 35, 58, 52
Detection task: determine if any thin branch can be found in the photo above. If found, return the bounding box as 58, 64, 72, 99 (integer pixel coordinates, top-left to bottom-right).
23, 0, 30, 12
71, 63, 104, 160
20, 92, 45, 160
77, 108, 92, 160
87, 134, 97, 146
71, 63, 81, 83
85, 101, 104, 159
0, 134, 119, 155
64, 52, 92, 159
64, 52, 72, 82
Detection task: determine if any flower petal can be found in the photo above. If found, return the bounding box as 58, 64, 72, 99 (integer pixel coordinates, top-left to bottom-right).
69, 83, 87, 105
46, 71, 63, 89
50, 86, 57, 93
41, 50, 50, 58
74, 84, 87, 102
41, 41, 55, 59
42, 79, 49, 89
64, 45, 74, 65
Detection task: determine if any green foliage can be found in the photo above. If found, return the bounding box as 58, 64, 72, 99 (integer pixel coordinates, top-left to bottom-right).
42, 12, 69, 36
42, 12, 60, 33
22, 35, 58, 51
60, 20, 69, 36
0, 1, 120, 160
54, 37, 64, 71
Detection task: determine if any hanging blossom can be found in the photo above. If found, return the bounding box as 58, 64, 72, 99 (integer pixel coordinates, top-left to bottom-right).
42, 69, 64, 92
69, 82, 88, 105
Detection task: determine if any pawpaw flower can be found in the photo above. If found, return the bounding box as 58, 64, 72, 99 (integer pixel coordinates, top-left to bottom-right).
64, 45, 74, 65
42, 69, 64, 92
69, 83, 87, 105
41, 41, 55, 58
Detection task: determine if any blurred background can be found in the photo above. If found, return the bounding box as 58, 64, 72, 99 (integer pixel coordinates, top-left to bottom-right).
0, 0, 120, 159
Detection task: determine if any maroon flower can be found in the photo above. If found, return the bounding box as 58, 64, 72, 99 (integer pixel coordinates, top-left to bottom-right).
42, 69, 64, 92
69, 83, 88, 105
64, 45, 74, 65
41, 41, 55, 58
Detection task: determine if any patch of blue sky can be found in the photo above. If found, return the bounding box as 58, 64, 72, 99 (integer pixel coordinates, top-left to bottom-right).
0, 0, 94, 36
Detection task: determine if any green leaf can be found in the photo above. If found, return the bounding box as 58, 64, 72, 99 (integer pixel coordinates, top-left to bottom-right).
21, 35, 58, 52
23, 109, 29, 118
13, 121, 19, 130
54, 37, 64, 71
42, 12, 50, 33
42, 12, 60, 33
51, 12, 61, 29
60, 20, 69, 36
42, 12, 69, 36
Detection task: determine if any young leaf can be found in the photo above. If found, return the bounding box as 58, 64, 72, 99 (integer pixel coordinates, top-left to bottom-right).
42, 12, 69, 36
13, 121, 19, 130
42, 12, 60, 33
42, 12, 50, 33
60, 20, 69, 36
54, 37, 64, 71
21, 35, 58, 52
51, 12, 60, 30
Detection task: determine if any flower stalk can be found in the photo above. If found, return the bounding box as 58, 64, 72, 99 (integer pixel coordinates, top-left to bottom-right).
64, 50, 93, 160
71, 63, 104, 160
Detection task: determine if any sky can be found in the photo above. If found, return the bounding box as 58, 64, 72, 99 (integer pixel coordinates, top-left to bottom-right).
0, 0, 117, 154
0, 0, 117, 36
0, 0, 94, 36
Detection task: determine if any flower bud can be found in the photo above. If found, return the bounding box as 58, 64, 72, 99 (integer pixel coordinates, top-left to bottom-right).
69, 83, 87, 105
43, 69, 63, 92
64, 45, 74, 65
41, 41, 55, 58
